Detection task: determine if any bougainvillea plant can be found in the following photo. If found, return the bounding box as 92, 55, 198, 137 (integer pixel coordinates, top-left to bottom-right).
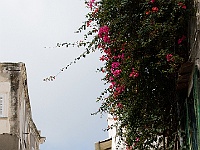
45, 0, 193, 149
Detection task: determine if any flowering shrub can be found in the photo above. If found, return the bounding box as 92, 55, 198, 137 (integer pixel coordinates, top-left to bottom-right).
83, 0, 192, 148
46, 0, 193, 149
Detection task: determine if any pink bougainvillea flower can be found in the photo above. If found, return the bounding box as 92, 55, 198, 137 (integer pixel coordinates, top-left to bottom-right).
87, 20, 92, 27
178, 2, 186, 9
151, 0, 155, 3
117, 103, 123, 109
134, 72, 139, 78
113, 91, 119, 97
92, 8, 98, 16
129, 68, 139, 78
136, 137, 139, 142
104, 48, 112, 58
88, 0, 95, 9
129, 73, 133, 77
99, 55, 106, 61
103, 35, 110, 43
182, 5, 186, 9
94, 8, 98, 13
98, 25, 109, 38
113, 116, 118, 121
146, 11, 151, 15
111, 82, 116, 86
178, 35, 186, 44
104, 48, 111, 54
166, 54, 173, 62
129, 72, 139, 78
178, 2, 183, 5
117, 54, 121, 59
121, 53, 125, 60
101, 68, 105, 73
152, 7, 159, 12
111, 62, 120, 69
112, 54, 123, 60
109, 76, 114, 81
115, 85, 125, 94
113, 56, 118, 60
109, 82, 116, 89
102, 26, 109, 33
98, 25, 110, 43
97, 44, 102, 49
178, 39, 182, 45
89, 3, 92, 9
98, 44, 105, 50
126, 146, 133, 150
112, 69, 122, 77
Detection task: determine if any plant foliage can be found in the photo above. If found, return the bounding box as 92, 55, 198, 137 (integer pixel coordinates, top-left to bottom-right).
46, 0, 193, 149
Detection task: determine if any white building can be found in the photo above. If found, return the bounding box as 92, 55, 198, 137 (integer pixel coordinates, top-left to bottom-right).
0, 62, 45, 150
95, 114, 126, 150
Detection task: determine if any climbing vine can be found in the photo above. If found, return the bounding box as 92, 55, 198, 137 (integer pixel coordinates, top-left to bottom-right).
45, 0, 193, 149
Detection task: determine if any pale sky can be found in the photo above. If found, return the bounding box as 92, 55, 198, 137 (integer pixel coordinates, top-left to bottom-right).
0, 0, 108, 149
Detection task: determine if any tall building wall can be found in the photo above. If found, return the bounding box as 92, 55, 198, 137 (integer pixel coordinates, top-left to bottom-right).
0, 62, 45, 150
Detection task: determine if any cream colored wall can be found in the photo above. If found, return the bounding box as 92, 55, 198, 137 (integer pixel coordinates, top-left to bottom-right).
0, 81, 11, 134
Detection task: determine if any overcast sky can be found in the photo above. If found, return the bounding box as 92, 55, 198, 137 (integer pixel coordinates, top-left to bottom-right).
0, 0, 108, 149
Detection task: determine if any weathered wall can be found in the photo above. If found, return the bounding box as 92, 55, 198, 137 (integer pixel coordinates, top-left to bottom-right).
0, 81, 10, 134
0, 62, 45, 150
0, 134, 19, 150
189, 0, 200, 63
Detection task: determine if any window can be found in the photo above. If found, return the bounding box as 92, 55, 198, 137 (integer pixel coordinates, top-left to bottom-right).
0, 94, 4, 117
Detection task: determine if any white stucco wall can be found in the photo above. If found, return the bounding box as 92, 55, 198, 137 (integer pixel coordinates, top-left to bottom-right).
107, 114, 126, 150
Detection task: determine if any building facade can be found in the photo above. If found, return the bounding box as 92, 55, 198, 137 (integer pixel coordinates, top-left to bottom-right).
179, 0, 200, 148
0, 62, 45, 150
95, 114, 126, 150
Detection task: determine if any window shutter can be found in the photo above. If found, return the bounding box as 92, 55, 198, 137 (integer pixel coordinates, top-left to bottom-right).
0, 94, 3, 117
193, 66, 200, 149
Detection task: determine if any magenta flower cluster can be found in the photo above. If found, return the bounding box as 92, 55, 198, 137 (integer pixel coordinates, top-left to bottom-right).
88, 0, 95, 9
129, 68, 139, 78
112, 69, 122, 77
98, 25, 110, 43
97, 23, 140, 101
166, 54, 173, 62
113, 85, 125, 98
112, 62, 120, 69
111, 62, 121, 77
